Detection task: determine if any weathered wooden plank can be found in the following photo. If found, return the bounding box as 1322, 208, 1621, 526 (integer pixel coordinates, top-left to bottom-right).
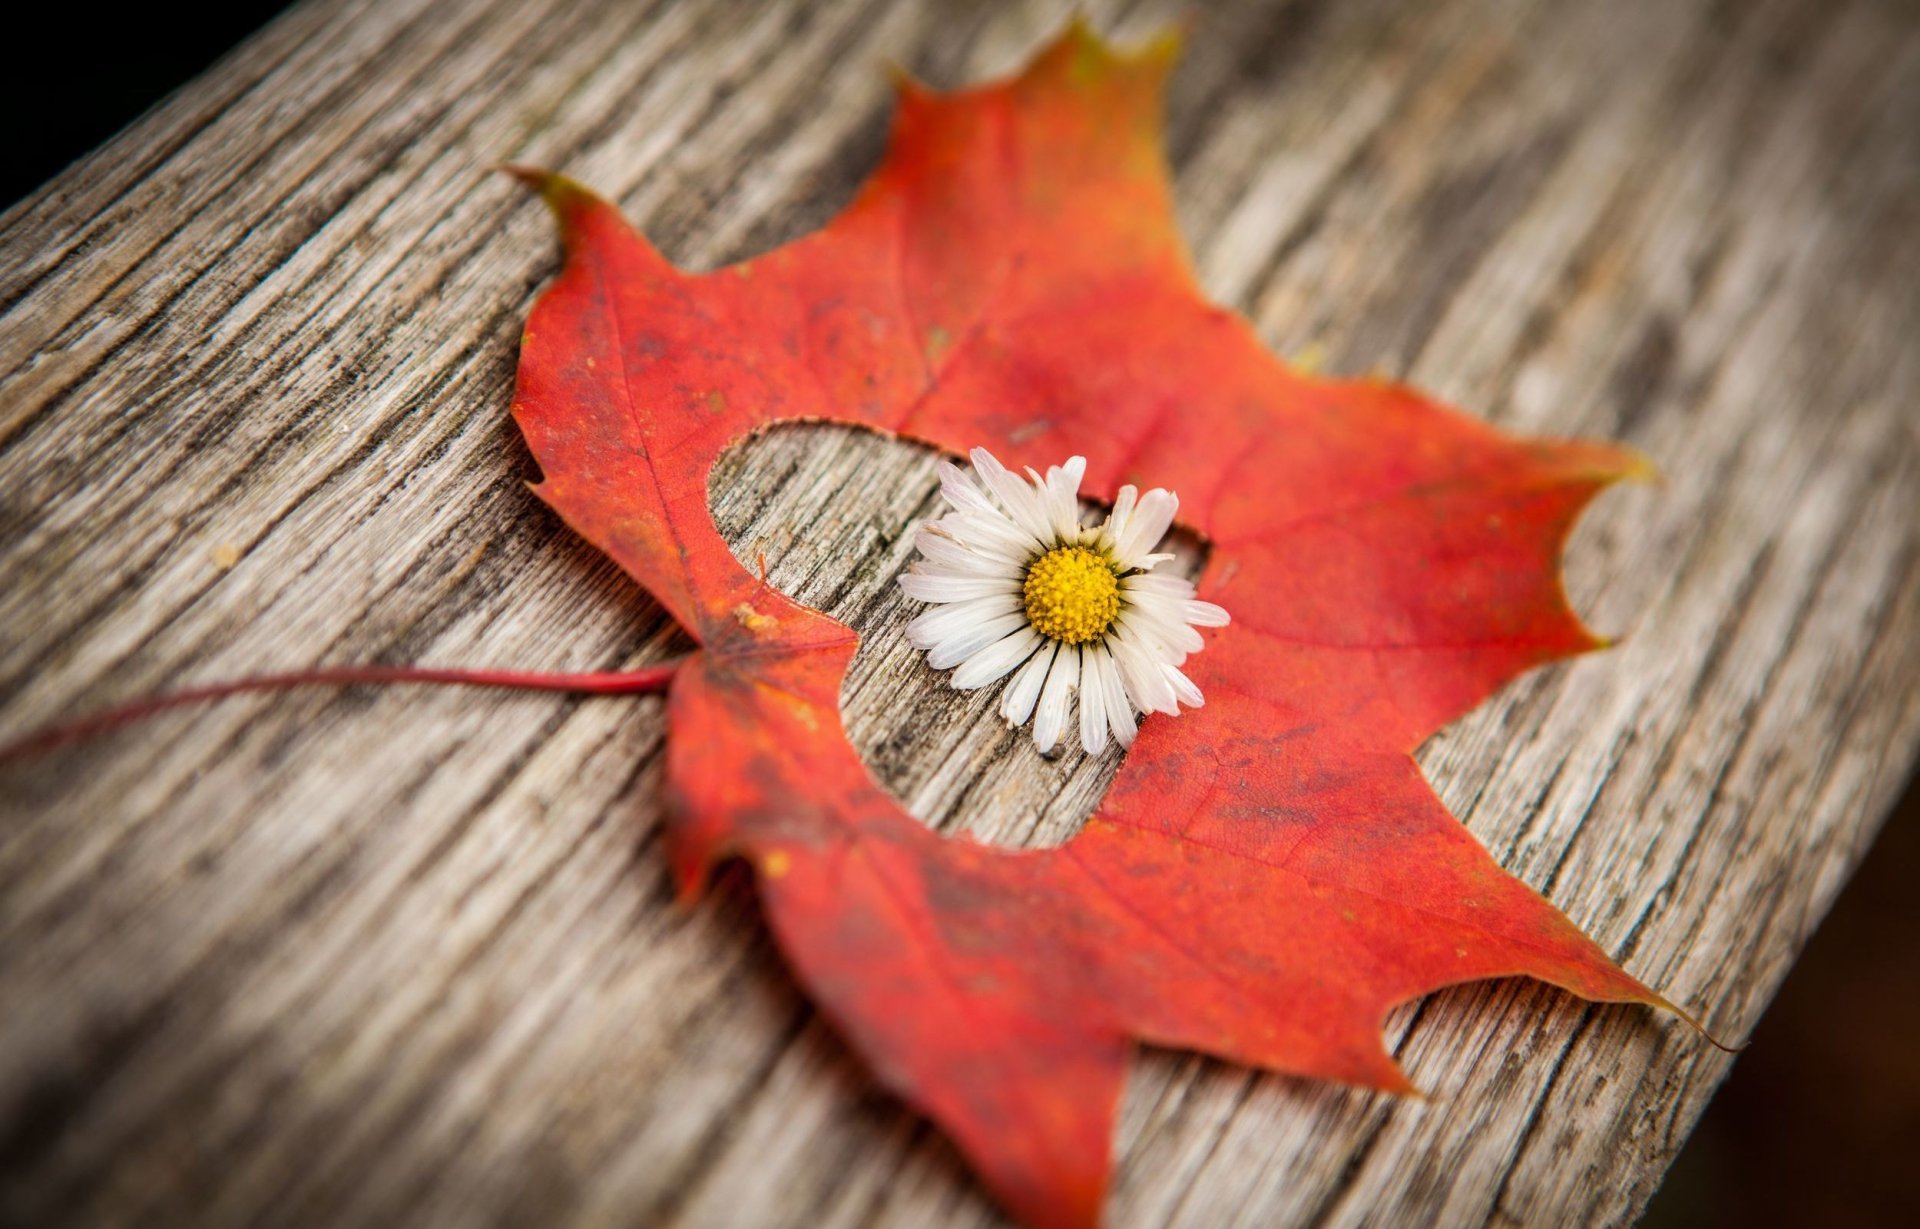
1, 0, 1914, 1226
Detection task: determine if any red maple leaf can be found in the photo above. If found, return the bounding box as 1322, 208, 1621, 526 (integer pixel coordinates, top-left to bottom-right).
508, 24, 1682, 1229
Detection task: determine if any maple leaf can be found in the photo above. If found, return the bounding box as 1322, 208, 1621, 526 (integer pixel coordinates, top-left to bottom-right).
507, 24, 1681, 1229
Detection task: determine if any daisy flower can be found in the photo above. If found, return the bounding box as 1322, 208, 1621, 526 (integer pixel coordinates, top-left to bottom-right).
898, 447, 1229, 755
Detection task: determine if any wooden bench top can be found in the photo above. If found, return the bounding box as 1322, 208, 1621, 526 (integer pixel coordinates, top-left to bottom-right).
3, 0, 1915, 1225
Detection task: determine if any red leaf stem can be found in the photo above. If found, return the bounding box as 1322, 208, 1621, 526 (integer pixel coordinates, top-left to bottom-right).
0, 658, 685, 763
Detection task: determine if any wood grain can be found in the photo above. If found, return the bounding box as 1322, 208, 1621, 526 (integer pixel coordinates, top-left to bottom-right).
2, 0, 1916, 1225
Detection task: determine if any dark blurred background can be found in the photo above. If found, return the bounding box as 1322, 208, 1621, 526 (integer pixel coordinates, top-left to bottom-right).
8, 4, 1913, 1225
1644, 773, 1919, 1229
0, 4, 289, 208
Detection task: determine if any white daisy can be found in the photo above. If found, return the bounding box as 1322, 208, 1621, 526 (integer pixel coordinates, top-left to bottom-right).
899, 447, 1230, 755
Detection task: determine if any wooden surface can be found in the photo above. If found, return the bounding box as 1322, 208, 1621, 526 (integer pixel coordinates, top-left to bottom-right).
2, 0, 1916, 1225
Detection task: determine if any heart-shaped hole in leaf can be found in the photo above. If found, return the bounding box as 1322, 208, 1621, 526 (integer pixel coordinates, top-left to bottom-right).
710, 422, 1208, 850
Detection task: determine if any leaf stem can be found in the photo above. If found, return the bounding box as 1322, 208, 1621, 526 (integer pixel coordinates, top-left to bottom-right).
0, 658, 687, 763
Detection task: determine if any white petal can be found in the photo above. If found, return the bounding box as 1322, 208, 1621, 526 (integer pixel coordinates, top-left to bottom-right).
1184, 599, 1231, 627
1110, 627, 1179, 714
951, 628, 1042, 689
907, 594, 1021, 649
929, 610, 1031, 670
970, 448, 1055, 544
1113, 488, 1178, 564
1097, 485, 1137, 558
904, 557, 1013, 582
1079, 645, 1108, 755
898, 572, 1021, 603
939, 509, 1037, 559
1001, 641, 1058, 726
1032, 644, 1080, 754
1042, 456, 1086, 539
1093, 645, 1138, 747
933, 481, 1048, 565
1115, 598, 1205, 657
1119, 572, 1195, 597
1163, 661, 1204, 709
912, 526, 1020, 574
1124, 585, 1207, 628
937, 461, 997, 516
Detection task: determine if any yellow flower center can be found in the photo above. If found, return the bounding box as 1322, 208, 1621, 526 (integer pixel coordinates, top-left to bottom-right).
1022, 546, 1119, 645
